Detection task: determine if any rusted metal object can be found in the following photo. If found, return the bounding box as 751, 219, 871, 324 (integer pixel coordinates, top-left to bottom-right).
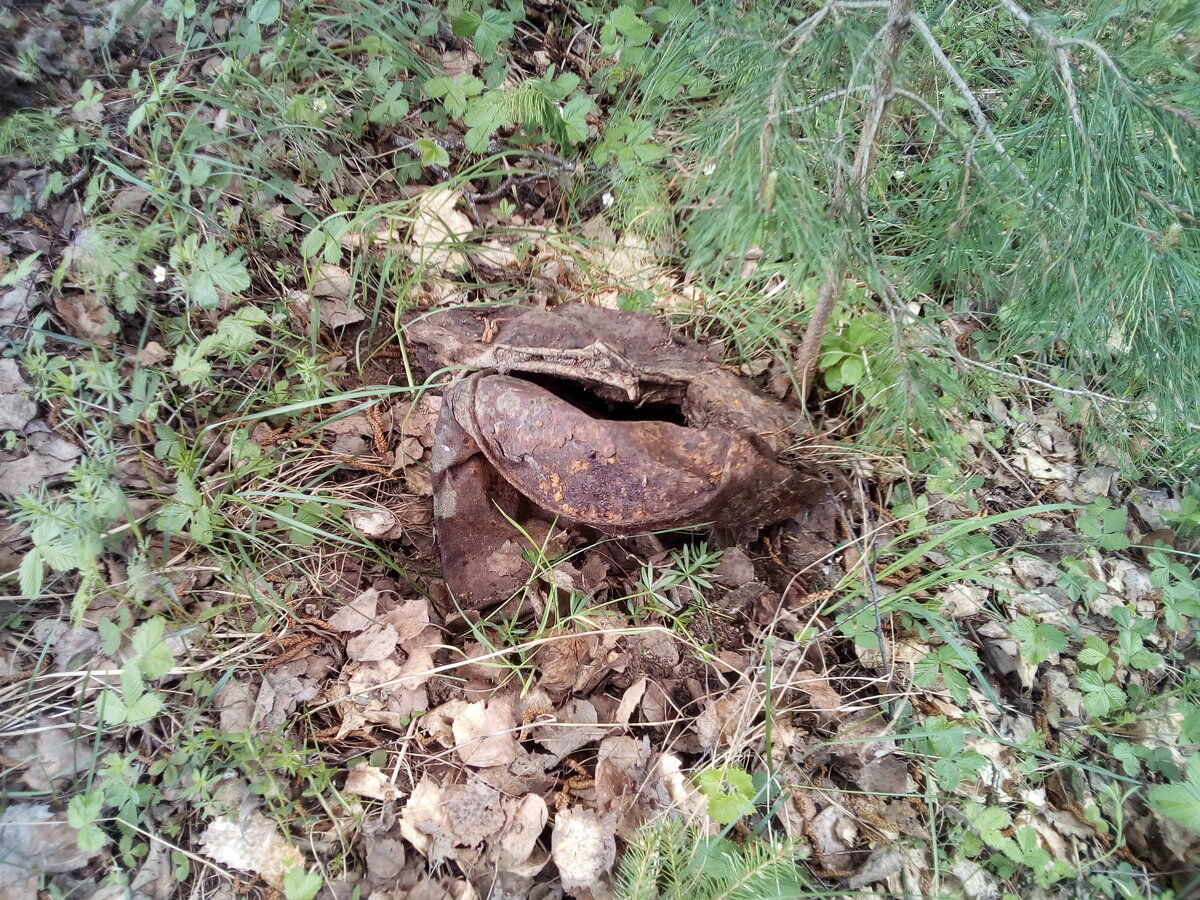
410, 303, 829, 609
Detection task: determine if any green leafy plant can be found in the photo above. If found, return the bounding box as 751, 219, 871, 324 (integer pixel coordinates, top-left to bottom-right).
1149, 755, 1200, 834
694, 766, 757, 825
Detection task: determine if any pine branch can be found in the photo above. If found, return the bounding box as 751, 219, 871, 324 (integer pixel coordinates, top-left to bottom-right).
795, 0, 914, 403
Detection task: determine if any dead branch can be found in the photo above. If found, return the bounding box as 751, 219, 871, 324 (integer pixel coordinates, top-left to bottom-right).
795, 0, 914, 404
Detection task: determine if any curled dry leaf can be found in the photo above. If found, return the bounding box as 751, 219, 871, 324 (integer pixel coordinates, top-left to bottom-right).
399, 775, 455, 863
410, 186, 473, 272
499, 794, 548, 871
347, 623, 398, 662
344, 762, 399, 801
329, 589, 380, 632
550, 807, 616, 896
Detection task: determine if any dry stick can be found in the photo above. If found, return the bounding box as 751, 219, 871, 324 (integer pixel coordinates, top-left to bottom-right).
795, 0, 915, 404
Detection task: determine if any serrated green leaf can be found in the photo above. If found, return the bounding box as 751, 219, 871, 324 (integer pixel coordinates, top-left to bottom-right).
300, 227, 329, 260
98, 618, 123, 656
184, 243, 250, 309
97, 689, 129, 726
0, 252, 40, 287
132, 618, 176, 681
156, 501, 193, 534
1149, 760, 1200, 832
472, 10, 513, 61
560, 94, 595, 145
463, 91, 506, 142
18, 547, 43, 599
123, 691, 165, 725
971, 804, 1010, 842
369, 81, 409, 124
1128, 649, 1164, 670
68, 790, 104, 829
415, 138, 450, 167
216, 306, 269, 352
449, 10, 482, 37
283, 867, 324, 900
175, 476, 202, 509
172, 346, 212, 387
247, 0, 279, 25
1077, 646, 1107, 666
76, 823, 107, 853
695, 767, 756, 825
191, 504, 214, 546
608, 6, 652, 46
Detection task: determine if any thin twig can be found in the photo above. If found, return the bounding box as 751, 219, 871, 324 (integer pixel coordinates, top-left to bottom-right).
910, 14, 1064, 217
784, 84, 873, 115
795, 0, 914, 403
949, 353, 1128, 403
831, 484, 893, 711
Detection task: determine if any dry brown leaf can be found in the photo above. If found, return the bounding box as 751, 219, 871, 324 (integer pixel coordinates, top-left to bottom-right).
0, 427, 82, 496
614, 676, 647, 725
453, 696, 520, 767
472, 240, 520, 270
594, 736, 654, 837
792, 669, 847, 727
405, 464, 434, 496
344, 763, 399, 801
312, 263, 353, 299
536, 634, 592, 694
0, 358, 36, 431
551, 807, 616, 897
365, 835, 407, 887
214, 679, 258, 732
809, 803, 856, 873
385, 598, 439, 650
53, 293, 116, 345
856, 755, 912, 794
347, 623, 398, 661
0, 803, 105, 899
399, 775, 455, 862
198, 805, 304, 888
410, 187, 473, 272
0, 270, 43, 327
498, 794, 548, 871
442, 778, 507, 847
136, 341, 170, 366
5, 720, 96, 791
317, 294, 366, 328
30, 619, 99, 671
533, 698, 607, 759
329, 589, 380, 632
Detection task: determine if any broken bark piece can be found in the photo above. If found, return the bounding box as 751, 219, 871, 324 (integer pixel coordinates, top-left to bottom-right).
453, 372, 821, 529
412, 303, 833, 609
